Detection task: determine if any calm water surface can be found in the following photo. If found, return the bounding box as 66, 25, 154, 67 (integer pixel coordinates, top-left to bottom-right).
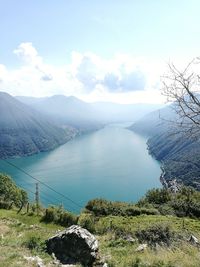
0, 123, 161, 213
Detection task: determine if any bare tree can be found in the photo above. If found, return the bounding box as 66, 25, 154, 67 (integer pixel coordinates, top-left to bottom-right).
162, 58, 200, 137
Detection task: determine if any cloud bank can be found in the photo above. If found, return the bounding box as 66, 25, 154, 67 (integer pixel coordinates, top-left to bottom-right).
0, 42, 164, 103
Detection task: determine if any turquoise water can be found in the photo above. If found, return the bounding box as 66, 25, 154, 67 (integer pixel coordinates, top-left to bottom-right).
0, 124, 161, 213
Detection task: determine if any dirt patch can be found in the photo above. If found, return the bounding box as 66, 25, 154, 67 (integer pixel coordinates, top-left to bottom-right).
0, 221, 10, 235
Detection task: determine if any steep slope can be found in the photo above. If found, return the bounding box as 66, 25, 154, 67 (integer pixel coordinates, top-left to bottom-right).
0, 92, 76, 159
130, 105, 200, 189
148, 132, 200, 189
129, 105, 174, 136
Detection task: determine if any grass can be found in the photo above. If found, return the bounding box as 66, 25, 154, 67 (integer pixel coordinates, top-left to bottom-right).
0, 209, 63, 267
95, 215, 200, 267
0, 209, 200, 267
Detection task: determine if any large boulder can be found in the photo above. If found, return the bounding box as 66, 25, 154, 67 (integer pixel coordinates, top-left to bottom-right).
46, 225, 99, 266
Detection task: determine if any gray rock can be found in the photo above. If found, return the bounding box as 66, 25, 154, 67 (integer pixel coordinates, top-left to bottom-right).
123, 235, 136, 243
46, 225, 98, 266
188, 235, 199, 245
24, 256, 44, 267
135, 243, 148, 252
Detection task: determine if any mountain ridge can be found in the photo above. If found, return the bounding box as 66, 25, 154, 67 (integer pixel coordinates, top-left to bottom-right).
17, 94, 163, 125
0, 92, 77, 159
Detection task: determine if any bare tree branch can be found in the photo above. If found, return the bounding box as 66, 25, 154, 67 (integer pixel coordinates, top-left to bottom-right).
161, 58, 200, 138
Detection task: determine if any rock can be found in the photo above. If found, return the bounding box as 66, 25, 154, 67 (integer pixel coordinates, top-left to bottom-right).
46, 225, 98, 266
123, 235, 136, 243
135, 243, 148, 252
24, 255, 44, 267
188, 235, 199, 245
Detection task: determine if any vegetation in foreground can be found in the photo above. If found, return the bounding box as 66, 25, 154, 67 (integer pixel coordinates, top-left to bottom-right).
0, 173, 200, 267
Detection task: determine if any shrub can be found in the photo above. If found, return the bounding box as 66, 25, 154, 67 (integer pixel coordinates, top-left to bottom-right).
24, 236, 44, 251
85, 199, 159, 217
0, 200, 13, 210
78, 213, 96, 233
172, 199, 200, 218
158, 204, 175, 216
144, 188, 172, 205
42, 206, 59, 222
58, 211, 78, 227
0, 173, 28, 208
137, 186, 200, 219
135, 224, 175, 247
42, 205, 78, 226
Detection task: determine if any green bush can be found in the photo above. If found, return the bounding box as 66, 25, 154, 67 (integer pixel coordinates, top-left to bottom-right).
137, 186, 200, 219
0, 173, 28, 208
58, 211, 78, 227
85, 199, 159, 217
135, 224, 175, 247
0, 200, 13, 210
42, 206, 59, 222
42, 205, 77, 226
158, 204, 175, 216
24, 236, 44, 251
78, 213, 96, 233
144, 188, 172, 205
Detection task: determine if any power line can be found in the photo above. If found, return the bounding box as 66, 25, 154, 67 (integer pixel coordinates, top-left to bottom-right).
12, 174, 79, 211
16, 178, 71, 207
3, 159, 83, 210
18, 183, 66, 208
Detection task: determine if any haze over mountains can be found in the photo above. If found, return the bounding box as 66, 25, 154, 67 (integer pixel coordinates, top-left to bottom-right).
17, 95, 102, 132
0, 91, 163, 159
17, 95, 163, 125
2, 89, 200, 189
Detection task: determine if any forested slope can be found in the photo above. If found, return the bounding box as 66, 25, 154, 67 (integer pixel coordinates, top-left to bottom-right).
0, 92, 76, 158
130, 106, 200, 189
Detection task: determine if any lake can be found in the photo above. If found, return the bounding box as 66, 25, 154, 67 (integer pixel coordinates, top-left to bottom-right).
0, 123, 161, 213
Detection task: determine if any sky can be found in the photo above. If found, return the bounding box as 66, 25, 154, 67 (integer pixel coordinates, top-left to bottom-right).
0, 0, 200, 104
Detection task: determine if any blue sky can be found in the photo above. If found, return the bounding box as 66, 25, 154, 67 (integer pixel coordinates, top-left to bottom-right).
0, 0, 200, 103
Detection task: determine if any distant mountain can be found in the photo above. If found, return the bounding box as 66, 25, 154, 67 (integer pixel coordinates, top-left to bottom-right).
0, 92, 163, 159
129, 105, 200, 189
17, 95, 163, 127
0, 92, 77, 159
129, 105, 174, 137
17, 95, 102, 133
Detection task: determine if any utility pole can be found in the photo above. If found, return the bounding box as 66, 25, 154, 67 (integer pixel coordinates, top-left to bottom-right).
35, 183, 39, 216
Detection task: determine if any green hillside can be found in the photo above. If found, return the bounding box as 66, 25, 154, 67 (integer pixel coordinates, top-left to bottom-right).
0, 92, 77, 159
1, 173, 200, 267
130, 106, 200, 189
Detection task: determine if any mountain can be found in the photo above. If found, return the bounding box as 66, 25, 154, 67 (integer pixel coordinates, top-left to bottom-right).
129, 105, 175, 136
129, 105, 200, 189
17, 95, 163, 127
17, 95, 103, 132
0, 92, 77, 159
1, 93, 163, 159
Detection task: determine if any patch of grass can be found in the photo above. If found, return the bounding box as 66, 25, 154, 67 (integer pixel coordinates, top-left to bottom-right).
0, 208, 200, 267
96, 215, 200, 267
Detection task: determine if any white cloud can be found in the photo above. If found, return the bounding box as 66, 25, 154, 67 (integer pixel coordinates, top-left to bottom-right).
0, 42, 166, 103
14, 42, 42, 66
